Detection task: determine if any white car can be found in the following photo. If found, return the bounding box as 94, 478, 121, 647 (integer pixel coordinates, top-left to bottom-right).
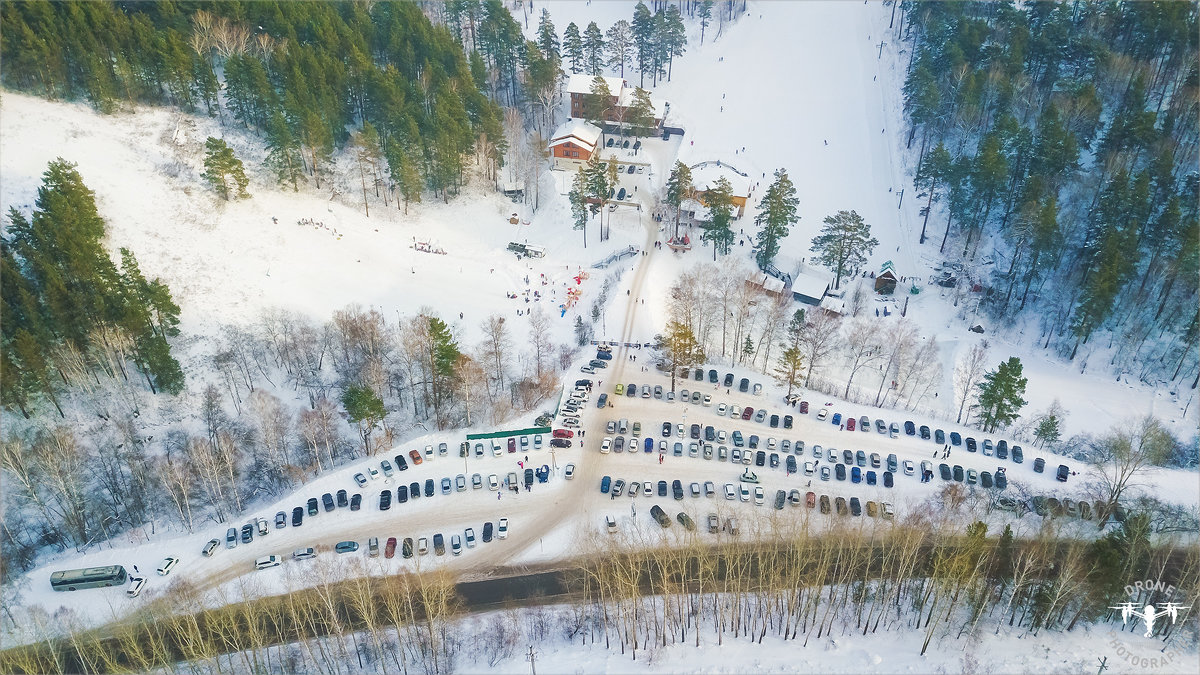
562, 417, 580, 428
368, 466, 381, 480
754, 486, 765, 505
606, 515, 618, 533
492, 442, 504, 457
903, 460, 915, 475
716, 403, 727, 415
497, 518, 509, 539
816, 408, 829, 420
702, 394, 712, 406
488, 474, 500, 490
803, 461, 815, 475
424, 444, 434, 458
717, 430, 727, 443
156, 556, 180, 576
675, 424, 684, 438
730, 406, 741, 418
601, 437, 613, 454
767, 437, 777, 449
126, 576, 146, 597
739, 484, 751, 502
564, 463, 576, 480
464, 528, 477, 548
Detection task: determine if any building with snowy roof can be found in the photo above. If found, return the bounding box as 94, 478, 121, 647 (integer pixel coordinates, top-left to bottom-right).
566, 74, 666, 129
548, 120, 603, 170
689, 161, 753, 218
791, 270, 831, 305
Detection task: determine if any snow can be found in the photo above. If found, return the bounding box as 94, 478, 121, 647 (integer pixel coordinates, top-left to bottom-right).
688, 159, 753, 197
1, 0, 1197, 660
549, 119, 603, 151
565, 73, 627, 97
792, 269, 833, 301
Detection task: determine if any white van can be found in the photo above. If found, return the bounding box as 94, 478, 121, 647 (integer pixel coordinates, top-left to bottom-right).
254, 555, 282, 570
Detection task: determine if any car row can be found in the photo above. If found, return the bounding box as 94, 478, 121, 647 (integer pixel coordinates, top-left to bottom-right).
678, 367, 761, 395
252, 520, 512, 571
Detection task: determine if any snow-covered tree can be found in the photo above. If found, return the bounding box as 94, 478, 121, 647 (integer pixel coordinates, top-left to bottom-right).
753, 168, 799, 269
975, 357, 1028, 432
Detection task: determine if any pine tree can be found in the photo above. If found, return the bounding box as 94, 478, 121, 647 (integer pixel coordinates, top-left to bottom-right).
975, 357, 1028, 432
569, 168, 589, 247
753, 169, 799, 269
584, 76, 614, 123
605, 20, 633, 78
384, 138, 422, 215
915, 141, 951, 244
535, 8, 560, 67
702, 176, 735, 260
582, 22, 605, 76
201, 137, 250, 200
264, 111, 305, 191
774, 309, 807, 398
624, 87, 655, 136
660, 5, 687, 82
698, 1, 713, 44
661, 320, 703, 392
342, 383, 386, 454
665, 161, 692, 238
630, 2, 654, 87
1034, 414, 1061, 448
741, 335, 755, 362
811, 210, 878, 289
563, 22, 584, 74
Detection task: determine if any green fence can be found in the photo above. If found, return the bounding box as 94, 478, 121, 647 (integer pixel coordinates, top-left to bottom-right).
466, 426, 551, 440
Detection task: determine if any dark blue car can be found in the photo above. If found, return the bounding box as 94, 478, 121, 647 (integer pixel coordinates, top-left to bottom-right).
866, 470, 877, 485
832, 412, 842, 425
851, 466, 862, 483
600, 476, 611, 493
644, 437, 654, 452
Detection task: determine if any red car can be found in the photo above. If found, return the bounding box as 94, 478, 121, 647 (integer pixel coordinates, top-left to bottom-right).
806, 492, 817, 508
741, 406, 754, 420
385, 537, 397, 559
846, 417, 856, 431
799, 401, 809, 414
507, 437, 517, 453
409, 449, 423, 465
552, 429, 574, 438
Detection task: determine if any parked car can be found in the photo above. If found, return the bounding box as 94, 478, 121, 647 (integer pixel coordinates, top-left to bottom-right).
336, 489, 348, 508
433, 534, 445, 556
939, 463, 952, 481
1056, 464, 1070, 482
859, 415, 870, 431
966, 437, 977, 452
934, 429, 946, 444
1033, 457, 1046, 473
1012, 446, 1024, 463
307, 497, 319, 515
846, 416, 856, 431
953, 465, 965, 482
203, 538, 221, 557
904, 421, 916, 435
817, 408, 829, 421
832, 412, 842, 425
800, 401, 809, 414
335, 541, 359, 554
322, 493, 335, 511
353, 472, 368, 487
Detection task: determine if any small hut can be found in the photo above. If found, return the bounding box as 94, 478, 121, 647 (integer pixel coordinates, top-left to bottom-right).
875, 261, 898, 294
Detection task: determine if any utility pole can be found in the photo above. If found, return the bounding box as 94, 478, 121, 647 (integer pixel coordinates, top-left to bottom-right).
889, 0, 897, 27
897, 188, 905, 209
877, 41, 887, 59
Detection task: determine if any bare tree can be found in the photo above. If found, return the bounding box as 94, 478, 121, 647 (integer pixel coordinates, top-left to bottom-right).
1087, 416, 1175, 523
872, 319, 919, 406
840, 318, 882, 398
799, 310, 841, 384
954, 340, 990, 423
478, 314, 512, 397
528, 308, 554, 377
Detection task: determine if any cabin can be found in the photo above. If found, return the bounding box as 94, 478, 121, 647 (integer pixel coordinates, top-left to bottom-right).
565, 74, 666, 130
548, 120, 603, 170
875, 261, 898, 294
689, 161, 752, 219
791, 271, 830, 306
745, 271, 787, 296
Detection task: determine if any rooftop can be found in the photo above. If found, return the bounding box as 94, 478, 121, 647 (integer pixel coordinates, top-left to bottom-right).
792, 270, 831, 299
566, 74, 627, 96
690, 161, 752, 197
548, 119, 602, 151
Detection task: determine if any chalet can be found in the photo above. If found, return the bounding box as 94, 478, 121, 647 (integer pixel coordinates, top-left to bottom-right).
745, 271, 787, 296
792, 270, 831, 306
875, 261, 898, 294
565, 74, 666, 129
548, 120, 602, 170
689, 161, 752, 219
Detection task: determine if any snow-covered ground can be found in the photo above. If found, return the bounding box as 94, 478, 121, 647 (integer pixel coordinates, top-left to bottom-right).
1, 0, 1197, 661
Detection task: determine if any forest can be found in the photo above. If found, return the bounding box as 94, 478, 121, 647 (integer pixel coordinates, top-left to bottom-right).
0, 0, 506, 201
1, 491, 1195, 674
897, 1, 1198, 385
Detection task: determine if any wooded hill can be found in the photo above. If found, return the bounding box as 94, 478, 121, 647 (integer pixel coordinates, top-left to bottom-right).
898, 1, 1198, 385
0, 1, 506, 202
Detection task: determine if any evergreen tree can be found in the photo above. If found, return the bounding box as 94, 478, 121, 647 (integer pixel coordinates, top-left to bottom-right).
975, 357, 1028, 432
201, 137, 250, 201
265, 111, 305, 191
630, 2, 654, 87
753, 169, 799, 269
967, 132, 1009, 253
535, 8, 560, 67
811, 210, 878, 289
741, 335, 755, 362
563, 22, 584, 74
569, 167, 589, 247
584, 76, 614, 123
582, 22, 605, 76
915, 141, 951, 244
1034, 413, 1061, 448
624, 87, 656, 136
384, 138, 423, 215
773, 310, 807, 398
698, 1, 714, 44
342, 384, 386, 455
659, 5, 687, 82
605, 20, 633, 78
661, 320, 703, 392
665, 161, 693, 238
701, 177, 735, 260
